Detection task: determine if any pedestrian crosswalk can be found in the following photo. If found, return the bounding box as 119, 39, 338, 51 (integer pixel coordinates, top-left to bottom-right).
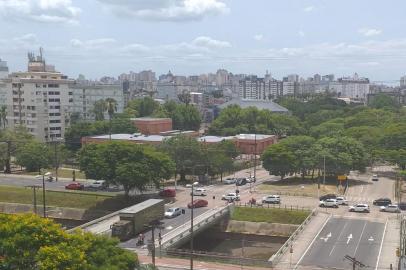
345, 196, 376, 204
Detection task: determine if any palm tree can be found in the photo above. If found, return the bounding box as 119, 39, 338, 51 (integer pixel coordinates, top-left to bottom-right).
105, 98, 117, 140
0, 105, 7, 130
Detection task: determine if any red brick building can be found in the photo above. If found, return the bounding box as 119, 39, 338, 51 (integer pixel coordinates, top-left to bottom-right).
132, 117, 172, 135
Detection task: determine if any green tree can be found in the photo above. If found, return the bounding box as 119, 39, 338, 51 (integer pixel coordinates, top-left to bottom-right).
15, 141, 52, 172
369, 93, 400, 109
79, 142, 174, 198
105, 98, 117, 140
262, 143, 296, 180
126, 97, 159, 117
171, 104, 201, 131
0, 105, 7, 130
0, 213, 138, 270
160, 135, 204, 182
92, 100, 107, 121
177, 90, 191, 105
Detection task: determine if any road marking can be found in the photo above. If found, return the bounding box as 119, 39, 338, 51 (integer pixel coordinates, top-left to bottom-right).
294, 214, 332, 270
375, 218, 388, 270
347, 233, 353, 244
369, 236, 374, 242
320, 232, 332, 242
353, 221, 367, 256
329, 221, 348, 256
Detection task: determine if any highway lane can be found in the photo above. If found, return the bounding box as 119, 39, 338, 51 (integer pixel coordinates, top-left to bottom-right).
298, 217, 386, 270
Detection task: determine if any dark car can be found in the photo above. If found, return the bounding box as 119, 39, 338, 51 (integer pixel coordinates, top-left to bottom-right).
319, 194, 337, 201
187, 199, 208, 208
159, 188, 176, 197
373, 198, 392, 206
236, 178, 247, 186
398, 202, 406, 210
65, 182, 84, 190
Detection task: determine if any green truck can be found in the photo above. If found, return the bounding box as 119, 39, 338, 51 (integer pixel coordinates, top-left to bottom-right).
111, 199, 165, 241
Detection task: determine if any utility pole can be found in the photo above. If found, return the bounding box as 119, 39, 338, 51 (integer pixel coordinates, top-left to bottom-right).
5, 141, 11, 173
253, 133, 257, 182
190, 183, 195, 270
323, 154, 326, 186
344, 255, 366, 270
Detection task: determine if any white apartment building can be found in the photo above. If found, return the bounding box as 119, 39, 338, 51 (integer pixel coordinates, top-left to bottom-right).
1, 56, 74, 141
69, 84, 124, 121
401, 75, 406, 88
0, 59, 9, 79
329, 73, 370, 101
239, 76, 266, 100
282, 81, 297, 96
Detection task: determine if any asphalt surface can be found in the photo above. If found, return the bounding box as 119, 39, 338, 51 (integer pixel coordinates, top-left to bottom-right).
298, 217, 386, 270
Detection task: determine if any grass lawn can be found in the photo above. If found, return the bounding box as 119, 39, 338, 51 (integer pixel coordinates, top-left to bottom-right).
231, 207, 310, 225
21, 168, 87, 179
0, 185, 112, 209
258, 177, 341, 197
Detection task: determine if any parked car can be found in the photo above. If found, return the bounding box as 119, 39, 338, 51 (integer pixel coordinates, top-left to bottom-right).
65, 182, 84, 190
319, 199, 339, 208
222, 192, 240, 201
192, 188, 207, 196
88, 180, 108, 190
224, 178, 236, 185
186, 183, 203, 188
165, 207, 182, 218
262, 195, 281, 204
380, 204, 401, 213
372, 174, 379, 181
159, 188, 176, 197
236, 178, 247, 186
187, 199, 208, 208
319, 194, 337, 201
349, 204, 370, 213
399, 202, 406, 210
336, 197, 348, 205
373, 198, 392, 206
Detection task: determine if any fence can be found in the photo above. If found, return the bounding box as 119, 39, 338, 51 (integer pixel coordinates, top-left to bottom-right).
268, 208, 317, 267
238, 201, 313, 212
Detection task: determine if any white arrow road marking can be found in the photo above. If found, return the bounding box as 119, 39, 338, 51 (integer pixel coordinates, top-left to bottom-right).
368, 236, 374, 242
320, 232, 332, 242
347, 233, 353, 244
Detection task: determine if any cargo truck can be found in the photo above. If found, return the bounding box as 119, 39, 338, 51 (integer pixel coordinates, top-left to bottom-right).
111, 199, 165, 241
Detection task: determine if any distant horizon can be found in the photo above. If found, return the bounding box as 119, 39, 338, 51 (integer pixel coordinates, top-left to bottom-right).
1, 1, 406, 82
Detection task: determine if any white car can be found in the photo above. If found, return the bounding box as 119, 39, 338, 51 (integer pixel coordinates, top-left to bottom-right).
88, 180, 107, 189
336, 197, 348, 205
222, 192, 240, 201
319, 199, 339, 208
372, 174, 379, 181
164, 207, 182, 218
380, 204, 400, 213
224, 178, 236, 185
262, 195, 281, 204
349, 204, 370, 213
192, 188, 207, 196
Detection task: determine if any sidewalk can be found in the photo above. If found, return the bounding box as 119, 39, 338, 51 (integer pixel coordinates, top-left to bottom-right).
138, 254, 270, 270
377, 216, 399, 270
276, 211, 331, 270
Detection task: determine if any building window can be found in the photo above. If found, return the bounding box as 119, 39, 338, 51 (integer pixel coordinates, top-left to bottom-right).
50, 120, 61, 123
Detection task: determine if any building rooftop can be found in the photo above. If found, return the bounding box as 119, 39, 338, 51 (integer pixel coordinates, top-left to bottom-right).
132, 117, 172, 121
91, 133, 168, 142
218, 99, 289, 113
235, 134, 275, 140
198, 136, 234, 143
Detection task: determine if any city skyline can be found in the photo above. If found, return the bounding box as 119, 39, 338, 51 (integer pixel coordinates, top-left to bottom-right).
0, 0, 406, 82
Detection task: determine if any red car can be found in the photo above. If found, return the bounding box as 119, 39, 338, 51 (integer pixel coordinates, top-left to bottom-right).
159, 188, 176, 197
188, 199, 208, 209
65, 182, 84, 190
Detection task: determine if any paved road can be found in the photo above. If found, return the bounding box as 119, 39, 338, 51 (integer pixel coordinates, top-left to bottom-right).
297, 217, 386, 270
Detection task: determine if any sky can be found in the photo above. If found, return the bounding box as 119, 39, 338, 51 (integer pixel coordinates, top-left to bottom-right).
0, 0, 405, 82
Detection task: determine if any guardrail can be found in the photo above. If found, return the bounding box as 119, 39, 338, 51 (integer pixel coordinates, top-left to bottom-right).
158, 205, 230, 250
268, 208, 317, 267
67, 210, 119, 234
238, 202, 313, 212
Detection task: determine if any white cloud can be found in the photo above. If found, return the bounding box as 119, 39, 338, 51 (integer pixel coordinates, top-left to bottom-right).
254, 34, 263, 41
192, 36, 231, 49
298, 31, 305, 37
70, 38, 116, 49
303, 6, 314, 12
358, 28, 382, 37
97, 0, 229, 21
0, 0, 81, 24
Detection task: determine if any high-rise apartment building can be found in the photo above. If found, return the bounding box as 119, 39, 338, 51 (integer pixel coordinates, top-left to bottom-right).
0, 59, 8, 79
1, 51, 74, 141
239, 76, 283, 100
401, 75, 406, 88
329, 73, 370, 101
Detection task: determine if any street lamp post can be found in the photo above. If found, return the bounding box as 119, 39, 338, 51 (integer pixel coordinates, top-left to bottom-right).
36, 171, 51, 218
190, 181, 198, 270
